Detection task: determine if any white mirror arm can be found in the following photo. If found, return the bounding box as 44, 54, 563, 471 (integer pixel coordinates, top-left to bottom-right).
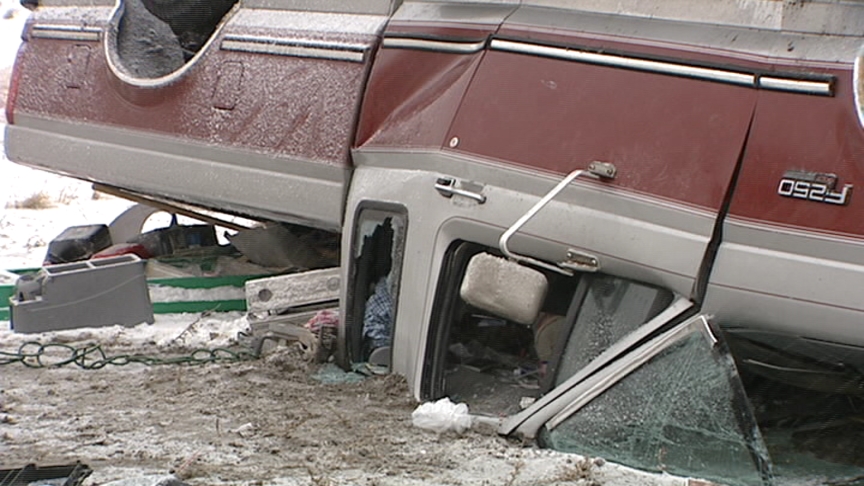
498, 169, 595, 276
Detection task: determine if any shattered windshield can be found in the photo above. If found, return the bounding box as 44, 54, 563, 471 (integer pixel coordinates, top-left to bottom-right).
541, 322, 773, 486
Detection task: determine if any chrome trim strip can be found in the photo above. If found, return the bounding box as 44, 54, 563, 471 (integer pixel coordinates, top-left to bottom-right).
223, 34, 368, 52
382, 37, 486, 54
759, 76, 833, 95
31, 25, 101, 42
491, 39, 755, 86
491, 39, 835, 95
221, 34, 367, 62
855, 46, 864, 128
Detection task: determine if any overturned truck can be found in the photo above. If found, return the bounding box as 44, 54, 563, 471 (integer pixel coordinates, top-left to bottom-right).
6, 0, 864, 484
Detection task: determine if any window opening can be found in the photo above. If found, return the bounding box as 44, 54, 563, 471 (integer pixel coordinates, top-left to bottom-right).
114, 0, 237, 78
346, 207, 406, 371
427, 242, 580, 416
427, 241, 682, 417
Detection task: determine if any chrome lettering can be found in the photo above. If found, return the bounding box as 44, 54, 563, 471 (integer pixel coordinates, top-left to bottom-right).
777, 179, 795, 196
777, 178, 852, 205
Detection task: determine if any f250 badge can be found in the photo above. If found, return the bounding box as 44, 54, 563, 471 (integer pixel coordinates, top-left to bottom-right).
777, 170, 853, 206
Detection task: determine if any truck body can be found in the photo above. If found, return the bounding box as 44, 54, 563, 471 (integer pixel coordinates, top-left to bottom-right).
6, 0, 864, 484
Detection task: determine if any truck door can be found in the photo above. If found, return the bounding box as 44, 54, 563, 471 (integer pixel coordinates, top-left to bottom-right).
5, 0, 394, 230
703, 35, 864, 390
444, 4, 761, 297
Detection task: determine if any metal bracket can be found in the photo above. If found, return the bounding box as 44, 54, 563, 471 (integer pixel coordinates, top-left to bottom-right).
560, 249, 600, 273
499, 163, 615, 275
588, 161, 617, 179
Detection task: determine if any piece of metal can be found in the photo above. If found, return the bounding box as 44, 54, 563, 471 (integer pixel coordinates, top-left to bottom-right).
434, 177, 486, 203
587, 161, 617, 179
491, 39, 835, 96
221, 35, 368, 62
382, 37, 487, 54
758, 76, 833, 96
855, 45, 864, 129
491, 39, 755, 87
499, 167, 611, 275
93, 185, 253, 232
0, 462, 92, 486
245, 267, 341, 314
31, 25, 101, 42
560, 249, 600, 273
251, 318, 319, 357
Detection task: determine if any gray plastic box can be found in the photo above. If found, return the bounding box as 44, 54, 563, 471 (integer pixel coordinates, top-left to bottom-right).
10, 254, 154, 334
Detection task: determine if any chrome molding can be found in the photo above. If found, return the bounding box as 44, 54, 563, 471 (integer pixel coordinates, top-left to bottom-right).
758, 76, 832, 96
856, 46, 864, 128
491, 39, 834, 96
492, 39, 753, 86
382, 37, 486, 54
221, 34, 368, 62
31, 24, 101, 42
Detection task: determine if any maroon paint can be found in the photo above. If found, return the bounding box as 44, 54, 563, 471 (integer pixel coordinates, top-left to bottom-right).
356, 47, 485, 149
3, 42, 26, 124
12, 25, 376, 168
356, 23, 500, 150
446, 48, 757, 211
729, 63, 864, 237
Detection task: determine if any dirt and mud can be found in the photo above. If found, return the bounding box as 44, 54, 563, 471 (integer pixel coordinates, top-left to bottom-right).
0, 327, 662, 486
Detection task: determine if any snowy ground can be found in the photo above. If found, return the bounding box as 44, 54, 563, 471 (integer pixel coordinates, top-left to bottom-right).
0, 6, 687, 485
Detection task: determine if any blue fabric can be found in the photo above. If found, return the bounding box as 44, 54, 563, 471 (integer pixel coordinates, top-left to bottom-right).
363, 278, 392, 350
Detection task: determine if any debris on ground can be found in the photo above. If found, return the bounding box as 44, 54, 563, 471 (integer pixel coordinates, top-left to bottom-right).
0, 462, 92, 486
412, 397, 473, 434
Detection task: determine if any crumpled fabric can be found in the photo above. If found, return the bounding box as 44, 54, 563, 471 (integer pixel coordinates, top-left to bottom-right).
304, 309, 339, 334
363, 278, 392, 350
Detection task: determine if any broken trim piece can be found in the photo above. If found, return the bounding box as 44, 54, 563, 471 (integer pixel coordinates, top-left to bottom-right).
490, 38, 834, 96
31, 24, 102, 42
382, 36, 487, 54
221, 34, 368, 62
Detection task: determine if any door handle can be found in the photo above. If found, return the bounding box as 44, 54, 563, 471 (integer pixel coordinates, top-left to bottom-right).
435, 177, 486, 204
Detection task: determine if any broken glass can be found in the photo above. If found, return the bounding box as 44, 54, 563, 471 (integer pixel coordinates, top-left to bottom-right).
346, 207, 407, 370
541, 322, 773, 486
554, 275, 672, 386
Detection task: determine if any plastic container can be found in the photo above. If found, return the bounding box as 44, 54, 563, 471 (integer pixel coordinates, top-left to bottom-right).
10, 254, 154, 333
